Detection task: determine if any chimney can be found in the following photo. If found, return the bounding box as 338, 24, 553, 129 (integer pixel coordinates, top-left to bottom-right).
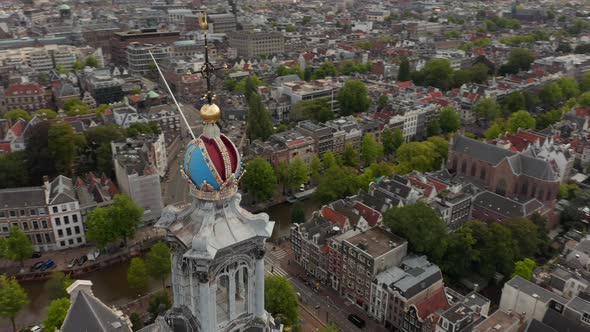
67, 280, 94, 301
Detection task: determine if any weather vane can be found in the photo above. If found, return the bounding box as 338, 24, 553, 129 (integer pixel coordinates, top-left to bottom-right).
196, 13, 227, 106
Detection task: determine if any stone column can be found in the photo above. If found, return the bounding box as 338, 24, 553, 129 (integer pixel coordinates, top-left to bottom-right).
255, 249, 265, 318
229, 269, 236, 319
197, 272, 215, 332
171, 252, 181, 305
237, 267, 245, 299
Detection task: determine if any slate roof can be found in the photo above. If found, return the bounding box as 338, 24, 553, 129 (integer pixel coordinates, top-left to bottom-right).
506, 276, 567, 304
525, 319, 558, 332
375, 255, 442, 299
0, 187, 45, 208
542, 308, 590, 332
61, 290, 132, 332
566, 295, 590, 316
574, 239, 590, 255
505, 154, 556, 181
48, 175, 76, 205
473, 191, 543, 218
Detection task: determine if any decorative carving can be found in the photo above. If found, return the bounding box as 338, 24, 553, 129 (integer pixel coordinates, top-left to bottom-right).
197, 271, 209, 283
255, 248, 265, 260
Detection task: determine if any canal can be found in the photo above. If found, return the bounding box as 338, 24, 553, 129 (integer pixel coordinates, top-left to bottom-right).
2, 198, 322, 330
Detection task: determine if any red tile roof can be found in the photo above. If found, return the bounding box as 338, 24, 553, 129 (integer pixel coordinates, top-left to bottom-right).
9, 119, 26, 137
414, 287, 449, 321
321, 207, 348, 228
427, 178, 448, 192
5, 83, 44, 96
408, 177, 434, 197
396, 81, 414, 89
354, 202, 381, 226
128, 94, 144, 103
0, 142, 11, 153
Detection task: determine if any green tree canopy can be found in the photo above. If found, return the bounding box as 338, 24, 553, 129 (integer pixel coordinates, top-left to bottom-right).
508, 110, 536, 133
397, 57, 411, 81
360, 133, 381, 165
63, 98, 90, 116
146, 241, 171, 288
312, 62, 338, 80
129, 311, 143, 331
148, 290, 171, 321
291, 98, 334, 123
43, 297, 71, 332
315, 164, 363, 203
473, 98, 501, 121
243, 157, 277, 202
539, 82, 563, 107
337, 80, 370, 116
85, 55, 98, 68
45, 271, 74, 300
513, 258, 536, 280
341, 143, 360, 168
48, 122, 77, 175
310, 155, 321, 182
383, 203, 448, 262
247, 94, 274, 141
265, 276, 298, 325
421, 58, 454, 91
439, 107, 461, 134
485, 119, 506, 140
0, 274, 29, 332
290, 203, 305, 224
504, 217, 539, 260
508, 48, 535, 71
86, 207, 117, 248
381, 128, 401, 156
557, 77, 580, 99
502, 92, 526, 113
396, 141, 439, 173
1, 227, 33, 268
579, 91, 590, 107
322, 151, 337, 170
0, 152, 28, 189
110, 194, 143, 245
33, 109, 57, 119
127, 257, 149, 292
3, 109, 31, 122
580, 72, 590, 92
441, 227, 479, 278
377, 95, 388, 110
287, 157, 309, 190
25, 121, 56, 183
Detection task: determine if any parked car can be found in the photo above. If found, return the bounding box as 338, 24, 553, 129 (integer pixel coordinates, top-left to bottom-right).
348, 314, 365, 329
87, 248, 100, 261
30, 261, 44, 271
67, 257, 79, 268
40, 259, 56, 272
31, 251, 42, 258
77, 255, 88, 266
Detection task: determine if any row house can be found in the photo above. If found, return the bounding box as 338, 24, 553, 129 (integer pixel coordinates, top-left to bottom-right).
0, 116, 41, 153
2, 83, 50, 112
250, 129, 315, 168
290, 214, 336, 283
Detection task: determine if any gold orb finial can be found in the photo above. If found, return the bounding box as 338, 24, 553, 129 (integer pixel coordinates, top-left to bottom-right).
200, 102, 221, 123
198, 13, 208, 31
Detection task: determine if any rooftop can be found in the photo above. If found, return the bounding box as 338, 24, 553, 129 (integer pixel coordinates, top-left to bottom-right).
505, 276, 567, 304
346, 227, 406, 257
472, 310, 521, 332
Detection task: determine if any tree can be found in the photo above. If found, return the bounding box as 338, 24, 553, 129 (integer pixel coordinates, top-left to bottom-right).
381, 128, 398, 156
73, 60, 84, 71
315, 165, 363, 203
55, 64, 69, 75
472, 98, 501, 121
397, 57, 410, 82
539, 82, 563, 107
377, 95, 388, 110
523, 91, 540, 112
129, 311, 144, 331
85, 55, 98, 68
86, 206, 117, 249
127, 122, 160, 137
25, 121, 56, 183
275, 162, 289, 194
469, 63, 489, 84
579, 91, 590, 107
291, 98, 334, 123
505, 217, 539, 260
427, 136, 449, 166
441, 227, 479, 279
265, 276, 298, 325
291, 203, 305, 224
508, 110, 536, 133
396, 142, 438, 173
312, 62, 337, 79
2, 227, 33, 268
34, 109, 57, 119
513, 258, 536, 281
557, 77, 580, 99
145, 241, 171, 288
439, 107, 461, 134
287, 157, 309, 190
580, 72, 590, 92
48, 122, 77, 175
508, 48, 535, 71
502, 92, 526, 113
63, 98, 90, 116
421, 58, 454, 91
43, 298, 71, 332
45, 272, 74, 300
361, 133, 381, 165
0, 152, 28, 189
3, 109, 31, 122
341, 143, 359, 168
383, 203, 448, 262
337, 80, 370, 116
243, 157, 277, 202
247, 94, 274, 141
148, 290, 171, 321
485, 119, 506, 140
285, 24, 297, 32
110, 194, 143, 246
0, 274, 29, 332
310, 155, 321, 182
322, 151, 337, 170
127, 257, 149, 292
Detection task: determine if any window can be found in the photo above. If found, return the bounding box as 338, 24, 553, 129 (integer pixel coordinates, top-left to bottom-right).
38, 208, 45, 215
69, 203, 75, 210
33, 221, 39, 230
1, 224, 8, 232
12, 222, 18, 229
60, 241, 66, 247
19, 209, 26, 216
64, 216, 69, 225
58, 229, 63, 237
73, 214, 78, 223
35, 234, 42, 243
45, 233, 51, 243
22, 222, 29, 231
74, 226, 80, 234
66, 228, 72, 236
42, 220, 48, 228
68, 239, 74, 245
52, 207, 58, 213
61, 205, 67, 212
30, 209, 36, 216
55, 218, 61, 226
9, 210, 16, 217
0, 211, 5, 218
77, 237, 82, 243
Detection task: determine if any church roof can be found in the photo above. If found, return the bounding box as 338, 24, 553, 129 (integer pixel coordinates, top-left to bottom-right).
61, 291, 131, 332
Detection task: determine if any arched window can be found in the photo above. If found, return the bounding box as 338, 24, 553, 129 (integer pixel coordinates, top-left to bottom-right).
546, 190, 552, 201
234, 266, 249, 315
452, 157, 458, 172
496, 179, 507, 196
531, 183, 537, 198
461, 160, 467, 174
538, 189, 545, 201
521, 180, 528, 196
470, 163, 477, 176
216, 274, 230, 323
480, 167, 486, 180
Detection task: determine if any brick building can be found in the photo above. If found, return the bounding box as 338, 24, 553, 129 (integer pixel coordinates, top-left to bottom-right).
448, 135, 560, 204
2, 83, 49, 112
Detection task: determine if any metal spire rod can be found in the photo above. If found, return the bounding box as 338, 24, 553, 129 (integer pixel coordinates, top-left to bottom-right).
148, 50, 196, 140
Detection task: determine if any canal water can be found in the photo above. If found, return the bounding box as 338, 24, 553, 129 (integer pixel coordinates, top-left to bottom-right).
1, 199, 322, 330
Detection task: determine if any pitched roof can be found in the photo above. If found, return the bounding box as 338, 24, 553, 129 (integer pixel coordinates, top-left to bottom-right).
414, 287, 449, 321
5, 83, 44, 96
61, 291, 132, 332
452, 135, 514, 165
0, 187, 46, 208
354, 202, 381, 227
320, 206, 348, 228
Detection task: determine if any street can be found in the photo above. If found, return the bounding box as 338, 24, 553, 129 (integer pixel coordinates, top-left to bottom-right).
264, 244, 388, 332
